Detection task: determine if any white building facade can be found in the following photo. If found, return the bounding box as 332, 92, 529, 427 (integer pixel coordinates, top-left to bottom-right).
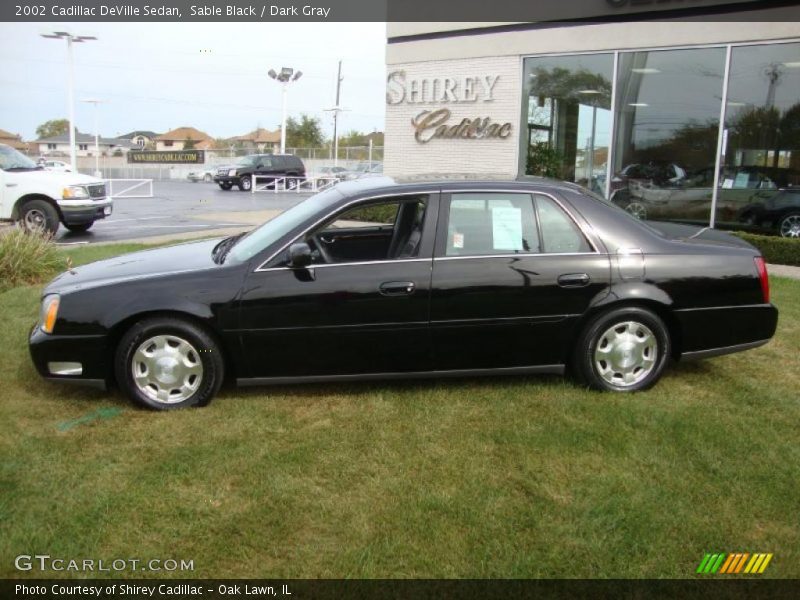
384, 8, 800, 232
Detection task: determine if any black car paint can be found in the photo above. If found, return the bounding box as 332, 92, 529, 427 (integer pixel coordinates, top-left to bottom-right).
29, 177, 779, 390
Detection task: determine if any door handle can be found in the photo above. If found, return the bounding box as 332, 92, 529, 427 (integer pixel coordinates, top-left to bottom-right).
557, 273, 590, 288
379, 281, 415, 296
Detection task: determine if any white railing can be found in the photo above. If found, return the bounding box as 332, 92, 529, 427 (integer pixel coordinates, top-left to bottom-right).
251, 175, 340, 194
105, 179, 154, 198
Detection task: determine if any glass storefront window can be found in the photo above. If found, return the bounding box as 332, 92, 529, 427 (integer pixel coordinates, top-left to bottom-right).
717, 42, 800, 238
521, 54, 613, 196
610, 47, 726, 225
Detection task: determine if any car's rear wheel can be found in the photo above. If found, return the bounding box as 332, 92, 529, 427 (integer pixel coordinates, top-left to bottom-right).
573, 306, 670, 392
115, 317, 224, 410
203, 173, 212, 182
238, 177, 252, 192
219, 182, 233, 191
19, 199, 59, 235
64, 222, 93, 233
623, 200, 648, 220
778, 212, 800, 238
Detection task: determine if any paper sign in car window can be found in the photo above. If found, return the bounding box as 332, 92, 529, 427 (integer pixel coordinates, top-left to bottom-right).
492, 206, 523, 251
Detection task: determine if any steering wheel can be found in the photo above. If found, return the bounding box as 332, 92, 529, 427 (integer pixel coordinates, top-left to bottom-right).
311, 232, 334, 264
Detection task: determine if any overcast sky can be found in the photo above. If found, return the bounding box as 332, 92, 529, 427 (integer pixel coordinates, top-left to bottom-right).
0, 22, 387, 141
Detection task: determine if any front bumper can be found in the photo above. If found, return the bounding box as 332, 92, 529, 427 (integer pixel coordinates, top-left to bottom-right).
213, 175, 241, 185
29, 324, 110, 389
58, 197, 113, 225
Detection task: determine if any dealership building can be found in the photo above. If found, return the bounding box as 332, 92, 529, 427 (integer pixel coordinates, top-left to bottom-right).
384, 1, 800, 231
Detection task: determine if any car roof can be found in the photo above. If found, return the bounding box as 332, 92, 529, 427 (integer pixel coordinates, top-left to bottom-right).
333, 174, 587, 197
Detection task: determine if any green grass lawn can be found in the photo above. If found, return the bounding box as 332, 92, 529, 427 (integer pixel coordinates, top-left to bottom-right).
1, 242, 798, 579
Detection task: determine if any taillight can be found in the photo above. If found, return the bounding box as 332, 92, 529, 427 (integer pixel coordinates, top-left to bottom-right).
754, 256, 770, 304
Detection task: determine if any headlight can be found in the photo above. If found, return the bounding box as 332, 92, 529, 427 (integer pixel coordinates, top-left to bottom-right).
62, 186, 89, 199
228, 169, 237, 177
40, 294, 60, 334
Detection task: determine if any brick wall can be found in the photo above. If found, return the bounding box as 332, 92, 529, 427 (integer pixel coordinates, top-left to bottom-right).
384, 56, 522, 178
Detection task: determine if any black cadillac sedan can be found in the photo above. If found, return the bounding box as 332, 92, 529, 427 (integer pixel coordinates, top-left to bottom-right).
30, 176, 778, 410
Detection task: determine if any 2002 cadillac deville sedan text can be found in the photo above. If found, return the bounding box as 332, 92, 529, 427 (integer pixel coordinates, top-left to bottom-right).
30, 176, 778, 410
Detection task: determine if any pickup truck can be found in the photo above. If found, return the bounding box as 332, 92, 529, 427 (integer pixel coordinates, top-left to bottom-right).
0, 143, 112, 235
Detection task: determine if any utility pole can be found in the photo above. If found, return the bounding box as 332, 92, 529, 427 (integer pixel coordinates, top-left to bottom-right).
82, 98, 106, 177
325, 60, 345, 166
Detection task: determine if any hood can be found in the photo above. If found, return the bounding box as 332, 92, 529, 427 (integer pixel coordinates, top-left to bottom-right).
9, 168, 103, 187
45, 237, 225, 294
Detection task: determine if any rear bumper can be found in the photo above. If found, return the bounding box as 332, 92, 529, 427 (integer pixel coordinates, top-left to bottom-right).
676, 303, 778, 357
29, 324, 110, 388
58, 198, 113, 225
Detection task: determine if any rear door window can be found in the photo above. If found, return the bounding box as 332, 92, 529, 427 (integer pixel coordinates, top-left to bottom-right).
534, 195, 592, 254
444, 193, 540, 256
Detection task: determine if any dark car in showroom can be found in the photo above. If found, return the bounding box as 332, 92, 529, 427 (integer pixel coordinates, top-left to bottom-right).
30, 176, 778, 410
213, 153, 306, 191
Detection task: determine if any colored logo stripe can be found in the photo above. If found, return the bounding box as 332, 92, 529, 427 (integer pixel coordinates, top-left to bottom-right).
698, 552, 773, 574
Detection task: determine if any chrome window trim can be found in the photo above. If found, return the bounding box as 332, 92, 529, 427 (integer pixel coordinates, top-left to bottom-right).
256, 257, 432, 273
434, 252, 599, 261
253, 187, 600, 272
439, 189, 600, 257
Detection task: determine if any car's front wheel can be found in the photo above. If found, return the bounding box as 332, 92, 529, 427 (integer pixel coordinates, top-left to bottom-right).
203, 173, 212, 183
19, 199, 60, 235
218, 182, 233, 191
115, 317, 224, 410
573, 306, 670, 392
238, 176, 252, 191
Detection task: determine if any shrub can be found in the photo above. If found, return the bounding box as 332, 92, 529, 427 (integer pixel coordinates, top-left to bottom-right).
0, 228, 67, 292
731, 231, 800, 266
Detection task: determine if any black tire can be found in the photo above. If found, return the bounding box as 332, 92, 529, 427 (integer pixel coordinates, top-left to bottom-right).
238, 176, 252, 192
115, 317, 224, 410
778, 211, 800, 238
203, 173, 212, 183
19, 198, 60, 235
572, 306, 670, 392
64, 222, 93, 233
219, 182, 233, 191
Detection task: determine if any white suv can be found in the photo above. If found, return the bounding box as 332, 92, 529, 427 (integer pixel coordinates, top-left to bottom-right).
0, 144, 112, 235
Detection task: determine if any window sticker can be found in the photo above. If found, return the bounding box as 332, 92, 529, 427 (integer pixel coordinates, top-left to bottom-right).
452, 232, 464, 249
491, 206, 523, 250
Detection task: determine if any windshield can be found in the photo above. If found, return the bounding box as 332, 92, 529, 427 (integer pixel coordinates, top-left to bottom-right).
0, 145, 38, 170
226, 187, 343, 264
236, 156, 259, 167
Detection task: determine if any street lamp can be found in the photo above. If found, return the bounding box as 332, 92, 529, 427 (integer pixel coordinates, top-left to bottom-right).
41, 31, 97, 172
81, 98, 106, 177
268, 67, 303, 154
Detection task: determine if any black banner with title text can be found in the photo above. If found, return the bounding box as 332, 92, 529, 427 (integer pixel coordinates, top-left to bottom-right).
1, 0, 799, 22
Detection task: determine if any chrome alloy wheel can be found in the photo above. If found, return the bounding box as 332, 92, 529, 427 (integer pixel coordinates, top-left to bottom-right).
780, 214, 800, 238
132, 335, 204, 404
23, 208, 47, 231
593, 321, 658, 388
625, 202, 648, 220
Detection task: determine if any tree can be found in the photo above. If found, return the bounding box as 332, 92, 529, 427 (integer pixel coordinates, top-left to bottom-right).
36, 119, 72, 139
183, 137, 196, 150
285, 114, 325, 148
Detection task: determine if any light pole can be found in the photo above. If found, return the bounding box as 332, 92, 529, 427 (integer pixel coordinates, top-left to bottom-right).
41, 32, 97, 172
268, 67, 302, 154
81, 98, 106, 177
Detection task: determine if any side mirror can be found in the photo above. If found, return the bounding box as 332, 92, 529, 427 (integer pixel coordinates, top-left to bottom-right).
287, 242, 312, 268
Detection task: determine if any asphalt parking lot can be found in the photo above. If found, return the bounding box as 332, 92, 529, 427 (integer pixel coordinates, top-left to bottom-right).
54, 180, 309, 245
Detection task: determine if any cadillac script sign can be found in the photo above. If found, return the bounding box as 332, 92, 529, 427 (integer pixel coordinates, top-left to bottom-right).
386, 70, 513, 143
128, 151, 205, 164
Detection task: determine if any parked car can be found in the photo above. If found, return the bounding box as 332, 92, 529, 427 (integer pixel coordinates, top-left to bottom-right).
38, 159, 73, 173
1, 143, 112, 235
341, 161, 384, 181
316, 166, 348, 180
187, 168, 214, 182
29, 176, 777, 410
213, 154, 306, 191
